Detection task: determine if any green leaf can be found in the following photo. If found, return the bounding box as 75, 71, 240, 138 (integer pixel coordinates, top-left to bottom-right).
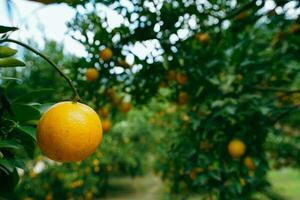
0, 159, 14, 173
14, 159, 25, 169
0, 76, 22, 81
235, 181, 242, 194
0, 58, 25, 68
16, 125, 36, 141
12, 89, 54, 103
11, 103, 40, 122
25, 120, 39, 126
0, 165, 9, 174
208, 171, 221, 181
0, 140, 20, 150
0, 25, 18, 34
0, 46, 17, 58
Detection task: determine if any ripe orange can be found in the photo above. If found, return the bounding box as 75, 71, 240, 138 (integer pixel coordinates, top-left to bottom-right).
86, 68, 99, 81
37, 101, 102, 162
176, 73, 188, 85
98, 107, 109, 118
196, 33, 210, 43
99, 48, 113, 61
228, 139, 246, 159
166, 70, 176, 81
120, 101, 132, 113
102, 119, 112, 133
178, 91, 189, 105
244, 156, 256, 171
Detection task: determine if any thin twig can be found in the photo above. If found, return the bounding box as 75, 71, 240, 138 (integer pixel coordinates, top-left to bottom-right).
0, 38, 80, 102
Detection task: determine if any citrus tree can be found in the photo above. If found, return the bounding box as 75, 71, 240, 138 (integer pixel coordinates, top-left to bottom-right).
3, 37, 154, 199
0, 25, 104, 199
65, 0, 300, 199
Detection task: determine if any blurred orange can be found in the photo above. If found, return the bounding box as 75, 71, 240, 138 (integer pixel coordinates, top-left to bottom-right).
228, 139, 246, 159
176, 73, 188, 85
120, 102, 132, 113
85, 68, 99, 81
99, 48, 113, 61
102, 119, 112, 133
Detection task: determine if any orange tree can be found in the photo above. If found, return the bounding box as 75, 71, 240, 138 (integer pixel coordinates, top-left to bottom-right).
0, 26, 106, 199
66, 0, 300, 199
0, 37, 153, 199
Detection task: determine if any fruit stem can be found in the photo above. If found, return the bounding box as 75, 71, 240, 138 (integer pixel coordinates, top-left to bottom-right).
0, 38, 80, 102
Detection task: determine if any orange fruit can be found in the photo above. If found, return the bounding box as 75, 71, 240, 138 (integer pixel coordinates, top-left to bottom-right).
102, 119, 112, 133
37, 101, 102, 162
98, 107, 109, 118
85, 68, 99, 81
99, 48, 113, 61
120, 102, 132, 113
166, 70, 176, 81
176, 73, 188, 85
244, 156, 256, 171
178, 91, 189, 105
196, 33, 210, 43
228, 139, 246, 159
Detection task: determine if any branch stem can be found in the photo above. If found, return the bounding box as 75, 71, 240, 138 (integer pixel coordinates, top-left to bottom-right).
0, 38, 80, 102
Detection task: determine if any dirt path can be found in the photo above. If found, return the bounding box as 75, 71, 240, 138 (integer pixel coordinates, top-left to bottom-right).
101, 175, 164, 200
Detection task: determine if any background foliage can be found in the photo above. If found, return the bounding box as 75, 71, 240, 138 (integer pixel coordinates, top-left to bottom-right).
1, 0, 300, 199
